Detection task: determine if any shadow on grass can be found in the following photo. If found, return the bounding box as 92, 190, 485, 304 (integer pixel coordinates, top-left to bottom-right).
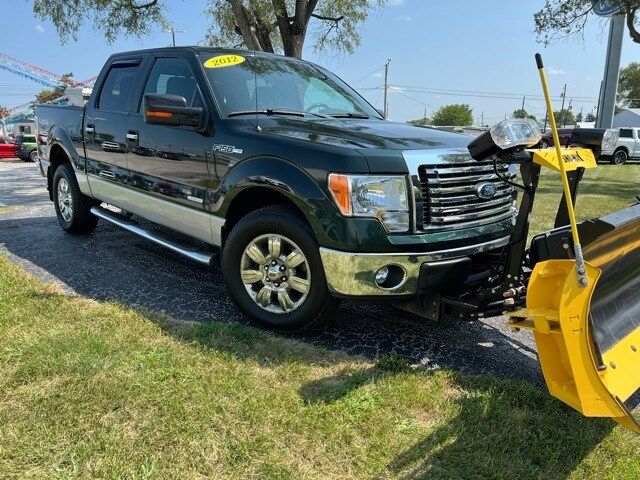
298, 360, 614, 480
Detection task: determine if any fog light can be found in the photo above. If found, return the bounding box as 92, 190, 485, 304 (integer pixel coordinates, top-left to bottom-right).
375, 266, 390, 285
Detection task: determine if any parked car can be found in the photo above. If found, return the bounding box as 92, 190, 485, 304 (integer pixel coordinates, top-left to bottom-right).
538, 128, 573, 148
36, 47, 520, 331
600, 127, 640, 164
0, 136, 17, 158
15, 133, 38, 162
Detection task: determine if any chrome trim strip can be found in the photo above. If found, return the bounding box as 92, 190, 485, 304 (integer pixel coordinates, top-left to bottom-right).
90, 207, 214, 265
319, 235, 511, 296
86, 174, 224, 246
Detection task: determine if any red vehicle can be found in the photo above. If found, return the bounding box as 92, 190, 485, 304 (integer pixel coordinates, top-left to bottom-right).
0, 136, 17, 158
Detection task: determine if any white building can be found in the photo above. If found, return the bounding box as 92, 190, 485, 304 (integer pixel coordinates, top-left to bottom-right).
613, 108, 640, 128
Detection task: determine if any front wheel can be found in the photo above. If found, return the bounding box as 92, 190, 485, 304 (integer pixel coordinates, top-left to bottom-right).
612, 149, 628, 165
221, 205, 336, 331
52, 164, 99, 234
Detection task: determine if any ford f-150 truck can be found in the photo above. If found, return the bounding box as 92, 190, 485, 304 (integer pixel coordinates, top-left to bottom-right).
36, 46, 519, 331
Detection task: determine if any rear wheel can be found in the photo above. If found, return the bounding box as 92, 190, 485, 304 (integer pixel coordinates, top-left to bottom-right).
221, 205, 336, 331
52, 164, 99, 234
612, 148, 628, 165
28, 150, 37, 162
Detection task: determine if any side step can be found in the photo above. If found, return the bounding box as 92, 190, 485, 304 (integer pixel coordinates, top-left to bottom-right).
90, 206, 215, 265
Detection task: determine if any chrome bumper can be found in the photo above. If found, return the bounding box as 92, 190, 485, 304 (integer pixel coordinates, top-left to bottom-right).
319, 236, 510, 297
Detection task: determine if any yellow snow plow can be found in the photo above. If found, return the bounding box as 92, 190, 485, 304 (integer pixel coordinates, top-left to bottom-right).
464, 54, 640, 432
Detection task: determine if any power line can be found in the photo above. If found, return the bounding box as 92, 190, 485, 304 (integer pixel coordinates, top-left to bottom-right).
350, 65, 385, 84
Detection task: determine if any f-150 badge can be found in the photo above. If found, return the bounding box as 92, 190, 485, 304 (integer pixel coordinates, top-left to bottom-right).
213, 144, 244, 154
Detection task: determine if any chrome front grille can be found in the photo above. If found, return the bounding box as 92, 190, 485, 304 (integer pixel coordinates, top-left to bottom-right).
418, 161, 516, 231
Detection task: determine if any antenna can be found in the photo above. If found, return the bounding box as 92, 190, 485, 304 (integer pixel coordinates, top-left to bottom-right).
254, 64, 261, 132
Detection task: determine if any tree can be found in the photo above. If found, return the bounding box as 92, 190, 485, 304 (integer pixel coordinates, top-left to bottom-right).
553, 108, 576, 126
430, 104, 473, 126
618, 62, 640, 107
32, 0, 387, 58
512, 108, 536, 120
408, 117, 431, 126
534, 1, 640, 45
0, 106, 8, 119
585, 112, 597, 122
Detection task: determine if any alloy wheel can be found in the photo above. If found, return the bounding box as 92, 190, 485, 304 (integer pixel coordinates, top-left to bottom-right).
240, 233, 311, 314
57, 178, 73, 222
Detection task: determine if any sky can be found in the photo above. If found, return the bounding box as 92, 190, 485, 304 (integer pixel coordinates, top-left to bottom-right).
0, 0, 637, 124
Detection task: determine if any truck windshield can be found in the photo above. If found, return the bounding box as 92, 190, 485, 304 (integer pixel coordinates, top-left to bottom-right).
200, 53, 381, 119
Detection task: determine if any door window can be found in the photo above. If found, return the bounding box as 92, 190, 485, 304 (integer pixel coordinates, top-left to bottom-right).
98, 64, 139, 112
619, 128, 633, 138
141, 57, 203, 111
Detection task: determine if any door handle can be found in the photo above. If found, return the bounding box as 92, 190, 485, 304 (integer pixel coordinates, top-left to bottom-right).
98, 170, 116, 180
126, 130, 139, 148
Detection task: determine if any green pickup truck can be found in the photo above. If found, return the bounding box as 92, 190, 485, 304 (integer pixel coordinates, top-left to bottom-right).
15, 134, 38, 162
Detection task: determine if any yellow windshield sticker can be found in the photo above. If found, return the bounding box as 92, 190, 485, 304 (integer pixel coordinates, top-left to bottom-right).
204, 54, 246, 69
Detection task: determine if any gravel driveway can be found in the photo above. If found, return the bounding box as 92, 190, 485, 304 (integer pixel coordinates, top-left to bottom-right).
0, 159, 542, 383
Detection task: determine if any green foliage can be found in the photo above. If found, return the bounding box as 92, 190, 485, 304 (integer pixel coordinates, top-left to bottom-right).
618, 62, 640, 108
534, 1, 640, 45
205, 0, 387, 58
30, 0, 386, 58
0, 106, 8, 118
430, 104, 473, 126
408, 117, 431, 126
31, 0, 165, 43
585, 112, 597, 122
553, 108, 576, 126
512, 108, 536, 120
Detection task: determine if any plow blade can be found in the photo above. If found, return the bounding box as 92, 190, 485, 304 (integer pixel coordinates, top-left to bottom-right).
510, 203, 640, 432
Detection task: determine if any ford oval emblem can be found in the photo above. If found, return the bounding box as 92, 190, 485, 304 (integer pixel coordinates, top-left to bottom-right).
476, 182, 498, 200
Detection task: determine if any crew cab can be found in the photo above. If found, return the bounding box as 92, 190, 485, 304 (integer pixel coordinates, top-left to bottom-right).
601, 127, 640, 164
35, 46, 518, 330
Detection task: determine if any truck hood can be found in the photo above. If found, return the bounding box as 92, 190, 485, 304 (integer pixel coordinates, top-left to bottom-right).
248, 117, 471, 151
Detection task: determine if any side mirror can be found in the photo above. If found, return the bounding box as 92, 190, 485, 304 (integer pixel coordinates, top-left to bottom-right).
143, 93, 206, 130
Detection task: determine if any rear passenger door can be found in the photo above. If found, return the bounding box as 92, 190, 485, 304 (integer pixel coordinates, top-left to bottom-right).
85, 58, 141, 209
124, 55, 217, 244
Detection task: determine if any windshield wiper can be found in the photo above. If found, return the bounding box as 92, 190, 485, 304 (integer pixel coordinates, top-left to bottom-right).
328, 112, 371, 119
228, 108, 305, 118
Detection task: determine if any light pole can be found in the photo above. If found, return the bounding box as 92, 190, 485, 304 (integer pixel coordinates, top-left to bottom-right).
383, 59, 391, 118
164, 26, 185, 47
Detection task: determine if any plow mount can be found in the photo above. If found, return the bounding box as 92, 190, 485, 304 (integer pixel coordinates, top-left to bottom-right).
463, 53, 640, 432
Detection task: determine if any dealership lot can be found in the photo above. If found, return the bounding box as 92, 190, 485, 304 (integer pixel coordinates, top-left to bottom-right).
0, 158, 541, 382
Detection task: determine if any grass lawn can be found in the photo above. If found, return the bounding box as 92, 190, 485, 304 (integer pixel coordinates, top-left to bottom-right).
1, 164, 639, 479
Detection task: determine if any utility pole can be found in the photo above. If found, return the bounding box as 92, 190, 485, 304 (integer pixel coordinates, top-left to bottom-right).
521, 96, 526, 115
383, 58, 391, 118
481, 111, 484, 126
559, 83, 567, 127
423, 106, 427, 124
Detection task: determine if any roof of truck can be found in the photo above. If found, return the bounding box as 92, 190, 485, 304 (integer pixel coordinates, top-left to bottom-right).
108, 46, 295, 61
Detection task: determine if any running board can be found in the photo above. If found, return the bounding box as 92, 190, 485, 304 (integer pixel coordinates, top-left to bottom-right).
90, 206, 214, 265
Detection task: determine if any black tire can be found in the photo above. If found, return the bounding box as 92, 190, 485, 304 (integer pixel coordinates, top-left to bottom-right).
221, 205, 336, 331
52, 163, 99, 234
612, 148, 628, 165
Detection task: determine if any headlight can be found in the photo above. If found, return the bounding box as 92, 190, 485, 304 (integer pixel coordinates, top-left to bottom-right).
601, 128, 619, 153
327, 174, 410, 232
468, 118, 542, 160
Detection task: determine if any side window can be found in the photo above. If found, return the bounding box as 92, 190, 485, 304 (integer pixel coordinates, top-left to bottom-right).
140, 57, 203, 112
619, 128, 633, 138
98, 64, 139, 112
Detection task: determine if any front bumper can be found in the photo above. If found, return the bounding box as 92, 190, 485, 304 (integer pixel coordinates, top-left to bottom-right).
319, 235, 510, 297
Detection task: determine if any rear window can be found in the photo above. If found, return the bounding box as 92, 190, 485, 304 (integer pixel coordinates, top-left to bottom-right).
98, 64, 139, 112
